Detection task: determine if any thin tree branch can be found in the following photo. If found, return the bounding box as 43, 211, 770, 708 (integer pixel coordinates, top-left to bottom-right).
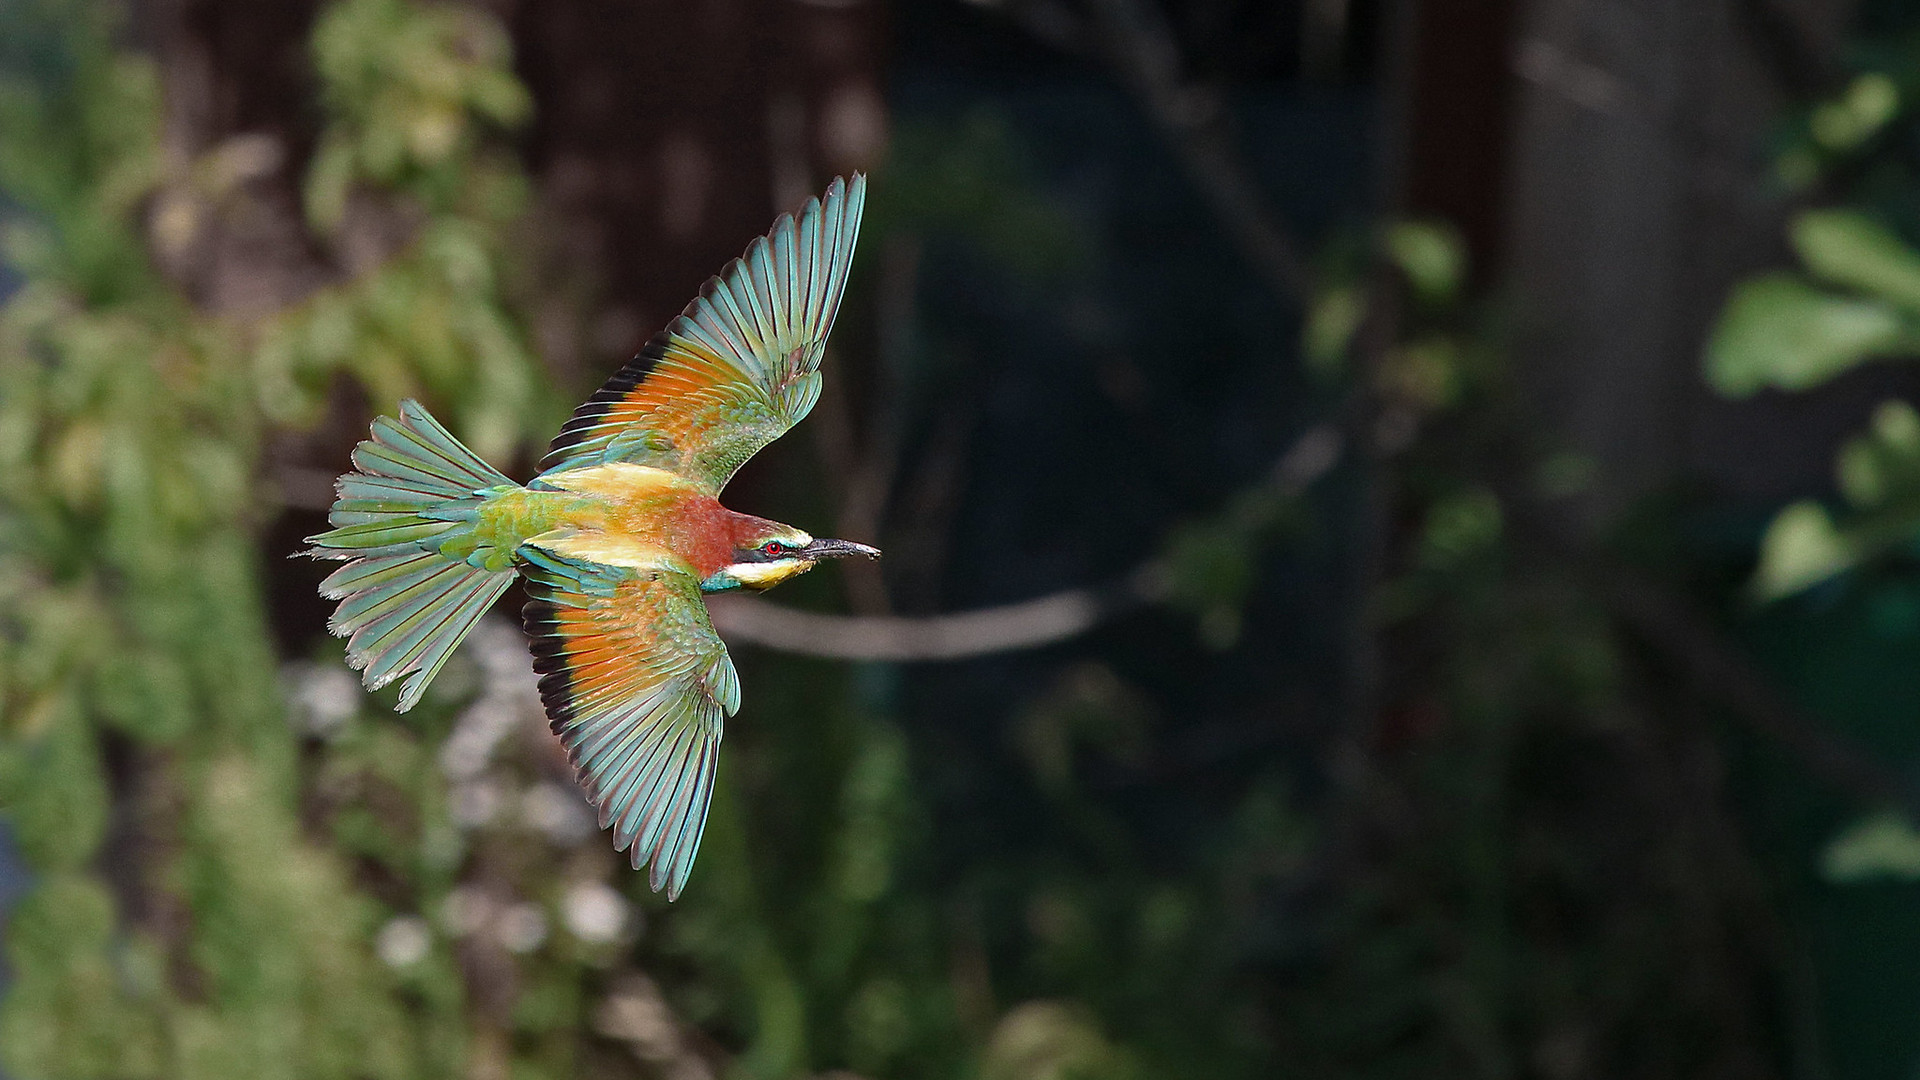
1078, 0, 1315, 301
889, 380, 977, 612
809, 360, 895, 615
708, 576, 1147, 662
1599, 566, 1920, 821
983, 0, 1314, 302
1729, 0, 1842, 100
710, 424, 1345, 660
760, 0, 1334, 663
972, 0, 1091, 54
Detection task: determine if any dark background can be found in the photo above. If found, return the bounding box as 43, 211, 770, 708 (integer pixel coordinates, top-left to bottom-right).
7, 0, 1920, 1077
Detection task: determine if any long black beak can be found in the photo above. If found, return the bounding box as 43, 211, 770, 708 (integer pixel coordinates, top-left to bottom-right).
800, 538, 882, 560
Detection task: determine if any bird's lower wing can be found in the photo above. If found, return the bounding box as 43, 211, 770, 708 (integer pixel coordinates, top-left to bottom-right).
519, 544, 740, 900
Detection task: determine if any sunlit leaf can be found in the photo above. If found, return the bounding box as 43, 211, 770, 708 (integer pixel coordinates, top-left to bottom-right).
1386, 219, 1466, 305
1792, 209, 1920, 312
1753, 500, 1856, 601
1705, 273, 1908, 396
1810, 72, 1900, 151
1419, 487, 1502, 570
1821, 811, 1920, 882
1303, 282, 1363, 378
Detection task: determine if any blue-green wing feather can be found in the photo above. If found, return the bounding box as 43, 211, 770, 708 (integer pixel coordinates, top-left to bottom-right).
307, 400, 516, 711
540, 174, 866, 492
520, 548, 737, 900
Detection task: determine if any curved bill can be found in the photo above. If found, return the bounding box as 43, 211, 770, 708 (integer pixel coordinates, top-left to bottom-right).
800, 538, 882, 560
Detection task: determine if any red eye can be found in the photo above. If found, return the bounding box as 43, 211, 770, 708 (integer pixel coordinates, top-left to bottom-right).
762, 541, 783, 556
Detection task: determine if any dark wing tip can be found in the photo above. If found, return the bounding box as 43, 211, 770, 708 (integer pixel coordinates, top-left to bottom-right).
539, 334, 670, 471
521, 595, 578, 733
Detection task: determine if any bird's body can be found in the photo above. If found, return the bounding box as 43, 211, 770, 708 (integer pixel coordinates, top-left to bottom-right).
446, 465, 784, 584
306, 175, 873, 899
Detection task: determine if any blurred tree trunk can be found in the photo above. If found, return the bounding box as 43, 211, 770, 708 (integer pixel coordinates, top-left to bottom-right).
510, 0, 889, 392
143, 0, 327, 315
1501, 0, 1856, 524
1401, 0, 1519, 282
143, 0, 889, 342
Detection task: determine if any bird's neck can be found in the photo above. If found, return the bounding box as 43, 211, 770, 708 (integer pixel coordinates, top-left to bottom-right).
674, 504, 786, 582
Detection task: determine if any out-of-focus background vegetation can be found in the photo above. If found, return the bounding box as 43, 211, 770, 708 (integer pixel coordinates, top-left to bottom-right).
12, 0, 1920, 1075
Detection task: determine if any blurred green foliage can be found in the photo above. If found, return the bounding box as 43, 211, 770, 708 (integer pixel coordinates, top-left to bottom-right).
0, 0, 561, 1074
272, 0, 550, 461
1705, 31, 1920, 1058
1709, 62, 1920, 608
1708, 211, 1920, 397
1822, 811, 1920, 883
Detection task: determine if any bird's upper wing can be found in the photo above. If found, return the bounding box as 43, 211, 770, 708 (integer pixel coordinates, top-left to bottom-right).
540, 174, 867, 493
519, 541, 740, 900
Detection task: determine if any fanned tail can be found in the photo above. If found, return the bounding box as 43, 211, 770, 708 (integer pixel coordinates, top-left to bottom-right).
304, 400, 519, 711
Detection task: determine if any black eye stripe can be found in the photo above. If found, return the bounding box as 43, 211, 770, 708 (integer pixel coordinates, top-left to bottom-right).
738, 540, 793, 562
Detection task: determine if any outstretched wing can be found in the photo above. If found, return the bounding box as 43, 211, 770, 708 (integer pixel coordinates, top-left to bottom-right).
541, 173, 867, 493
520, 544, 741, 900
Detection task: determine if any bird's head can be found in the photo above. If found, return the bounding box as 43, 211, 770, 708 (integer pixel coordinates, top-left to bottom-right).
702, 521, 880, 593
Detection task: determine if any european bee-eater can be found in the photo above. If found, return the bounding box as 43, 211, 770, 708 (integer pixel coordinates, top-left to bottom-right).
307, 175, 875, 900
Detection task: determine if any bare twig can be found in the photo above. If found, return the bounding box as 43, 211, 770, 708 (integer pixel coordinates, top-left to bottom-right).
971, 0, 1090, 53
804, 236, 923, 617
712, 0, 1329, 661
708, 577, 1142, 662
843, 235, 922, 543
1600, 567, 1920, 821
982, 0, 1314, 301
711, 424, 1345, 661
891, 396, 976, 609
809, 363, 894, 616
1729, 0, 1841, 99
1337, 267, 1402, 757
1078, 0, 1315, 301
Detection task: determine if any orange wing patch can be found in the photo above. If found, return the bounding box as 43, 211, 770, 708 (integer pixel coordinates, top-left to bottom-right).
540, 174, 866, 493
521, 548, 739, 900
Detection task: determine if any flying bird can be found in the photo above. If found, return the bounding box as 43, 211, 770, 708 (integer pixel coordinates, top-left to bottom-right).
306, 175, 875, 900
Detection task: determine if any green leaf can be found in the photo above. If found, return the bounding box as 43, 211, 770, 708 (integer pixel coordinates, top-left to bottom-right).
6, 872, 116, 958
1303, 283, 1364, 378
303, 134, 356, 233
1838, 400, 1920, 508
1810, 72, 1900, 152
1753, 500, 1856, 601
1385, 220, 1466, 305
1822, 812, 1920, 883
1418, 487, 1503, 570
91, 648, 193, 743
1160, 521, 1257, 648
1791, 209, 1920, 312
1705, 273, 1907, 396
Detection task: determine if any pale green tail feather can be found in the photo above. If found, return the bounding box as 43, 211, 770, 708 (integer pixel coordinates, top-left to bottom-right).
306, 400, 520, 712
